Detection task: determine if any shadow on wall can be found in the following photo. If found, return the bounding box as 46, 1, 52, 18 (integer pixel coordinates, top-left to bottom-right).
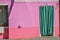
9, 0, 15, 16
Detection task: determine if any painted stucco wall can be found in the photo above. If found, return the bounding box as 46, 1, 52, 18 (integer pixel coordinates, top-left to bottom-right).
9, 2, 59, 39
0, 0, 8, 4
9, 2, 40, 38
0, 0, 59, 39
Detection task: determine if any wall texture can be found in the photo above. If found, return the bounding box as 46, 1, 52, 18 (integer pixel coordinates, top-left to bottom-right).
0, 0, 59, 39
9, 2, 59, 39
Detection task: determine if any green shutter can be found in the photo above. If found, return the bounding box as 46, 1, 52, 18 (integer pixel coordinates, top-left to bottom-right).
39, 6, 54, 36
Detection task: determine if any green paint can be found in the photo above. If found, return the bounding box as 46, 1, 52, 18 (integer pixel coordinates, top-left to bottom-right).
39, 6, 54, 36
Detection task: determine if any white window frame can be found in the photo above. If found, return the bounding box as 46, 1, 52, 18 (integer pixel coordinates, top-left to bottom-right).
0, 3, 8, 5
0, 27, 4, 33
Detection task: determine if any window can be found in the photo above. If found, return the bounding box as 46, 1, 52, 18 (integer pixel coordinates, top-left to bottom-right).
0, 5, 8, 27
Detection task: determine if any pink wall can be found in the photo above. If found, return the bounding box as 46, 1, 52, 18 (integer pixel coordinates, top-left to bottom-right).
0, 0, 59, 39
0, 0, 8, 3
9, 2, 59, 39
9, 2, 59, 28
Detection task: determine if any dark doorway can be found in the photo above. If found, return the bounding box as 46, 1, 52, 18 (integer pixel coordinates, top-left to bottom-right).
0, 5, 9, 39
